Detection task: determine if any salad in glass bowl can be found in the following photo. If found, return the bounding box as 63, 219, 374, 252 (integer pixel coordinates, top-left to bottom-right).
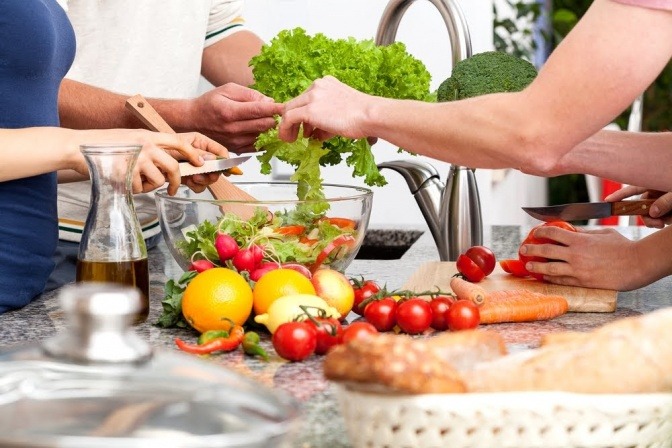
155, 183, 373, 278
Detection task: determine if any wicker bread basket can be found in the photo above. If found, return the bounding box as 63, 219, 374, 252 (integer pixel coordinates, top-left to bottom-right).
336, 384, 672, 448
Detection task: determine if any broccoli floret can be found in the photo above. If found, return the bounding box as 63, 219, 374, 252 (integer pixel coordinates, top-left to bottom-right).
437, 51, 537, 102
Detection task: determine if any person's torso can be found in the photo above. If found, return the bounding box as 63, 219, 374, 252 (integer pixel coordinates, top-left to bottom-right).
64, 0, 215, 98
0, 0, 76, 310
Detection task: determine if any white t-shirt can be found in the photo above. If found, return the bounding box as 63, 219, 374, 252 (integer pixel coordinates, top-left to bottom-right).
58, 0, 248, 242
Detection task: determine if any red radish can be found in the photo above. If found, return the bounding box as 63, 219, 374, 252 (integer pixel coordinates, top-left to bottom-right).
249, 244, 264, 265
232, 248, 257, 273
281, 263, 312, 279
188, 259, 215, 273
249, 263, 280, 282
215, 233, 239, 262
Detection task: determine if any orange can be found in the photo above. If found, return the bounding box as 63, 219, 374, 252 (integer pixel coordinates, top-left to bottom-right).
252, 268, 316, 315
181, 267, 253, 333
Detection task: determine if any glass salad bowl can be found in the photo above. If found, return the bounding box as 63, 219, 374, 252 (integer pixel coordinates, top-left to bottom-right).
155, 182, 373, 275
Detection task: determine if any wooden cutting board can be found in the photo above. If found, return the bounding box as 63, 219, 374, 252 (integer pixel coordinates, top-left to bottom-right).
402, 261, 617, 313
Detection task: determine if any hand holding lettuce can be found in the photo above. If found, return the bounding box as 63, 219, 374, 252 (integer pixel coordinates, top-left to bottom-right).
250, 28, 432, 208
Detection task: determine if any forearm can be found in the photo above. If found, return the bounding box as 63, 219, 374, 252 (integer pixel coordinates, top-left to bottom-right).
363, 92, 568, 172
59, 78, 193, 132
630, 226, 672, 287
557, 130, 672, 192
201, 30, 263, 87
0, 127, 82, 180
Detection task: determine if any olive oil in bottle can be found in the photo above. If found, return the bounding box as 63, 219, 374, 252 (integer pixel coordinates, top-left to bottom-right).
76, 258, 149, 323
77, 144, 149, 325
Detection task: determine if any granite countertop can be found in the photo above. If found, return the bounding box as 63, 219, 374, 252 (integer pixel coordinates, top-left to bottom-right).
0, 225, 670, 447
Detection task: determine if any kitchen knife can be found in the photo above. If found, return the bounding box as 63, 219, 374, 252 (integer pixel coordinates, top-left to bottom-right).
522, 199, 655, 222
178, 155, 250, 177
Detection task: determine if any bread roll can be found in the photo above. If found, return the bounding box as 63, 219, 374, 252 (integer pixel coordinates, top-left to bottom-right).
467, 307, 672, 393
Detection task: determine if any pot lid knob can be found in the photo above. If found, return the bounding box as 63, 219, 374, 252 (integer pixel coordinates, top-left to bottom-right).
42, 282, 152, 364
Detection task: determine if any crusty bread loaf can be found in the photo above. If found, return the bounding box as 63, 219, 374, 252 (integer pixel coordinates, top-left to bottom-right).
324, 330, 507, 394
325, 308, 672, 394
467, 307, 672, 393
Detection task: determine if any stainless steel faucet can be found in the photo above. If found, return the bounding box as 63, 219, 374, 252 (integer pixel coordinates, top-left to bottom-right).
375, 0, 483, 261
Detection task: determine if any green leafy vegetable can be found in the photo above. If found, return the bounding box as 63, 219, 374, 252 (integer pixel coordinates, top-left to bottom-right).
155, 270, 197, 328
251, 28, 432, 204
437, 51, 537, 102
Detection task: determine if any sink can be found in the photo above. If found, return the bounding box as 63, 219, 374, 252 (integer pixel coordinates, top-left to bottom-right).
355, 229, 424, 260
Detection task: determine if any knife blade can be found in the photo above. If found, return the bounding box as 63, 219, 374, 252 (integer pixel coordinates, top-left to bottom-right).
522, 199, 655, 222
178, 155, 250, 177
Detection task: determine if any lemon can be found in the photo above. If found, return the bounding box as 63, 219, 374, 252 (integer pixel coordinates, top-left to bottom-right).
254, 293, 340, 334
252, 268, 316, 316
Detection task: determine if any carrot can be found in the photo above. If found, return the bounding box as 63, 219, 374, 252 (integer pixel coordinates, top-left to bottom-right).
450, 277, 487, 306
478, 290, 568, 324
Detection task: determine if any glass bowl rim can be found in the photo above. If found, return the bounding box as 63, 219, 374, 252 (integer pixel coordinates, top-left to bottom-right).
156, 182, 373, 205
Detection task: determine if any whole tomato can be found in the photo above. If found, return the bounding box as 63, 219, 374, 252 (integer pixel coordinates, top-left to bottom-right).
272, 321, 317, 362
446, 300, 480, 331
429, 296, 454, 331
308, 317, 343, 355
395, 298, 432, 335
350, 277, 380, 315
518, 221, 577, 280
342, 321, 378, 343
363, 297, 398, 332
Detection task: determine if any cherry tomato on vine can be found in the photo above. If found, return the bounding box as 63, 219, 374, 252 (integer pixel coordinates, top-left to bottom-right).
272, 321, 317, 362
396, 298, 432, 335
350, 278, 381, 315
364, 297, 398, 332
446, 300, 480, 331
307, 316, 343, 355
342, 321, 378, 343
429, 296, 454, 331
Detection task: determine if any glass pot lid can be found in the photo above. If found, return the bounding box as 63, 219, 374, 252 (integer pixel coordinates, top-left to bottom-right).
0, 283, 300, 447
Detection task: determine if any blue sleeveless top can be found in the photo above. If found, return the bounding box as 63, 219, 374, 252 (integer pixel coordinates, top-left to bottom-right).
0, 0, 76, 313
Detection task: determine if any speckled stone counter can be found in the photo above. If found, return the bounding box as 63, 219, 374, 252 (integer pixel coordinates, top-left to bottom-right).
0, 225, 670, 447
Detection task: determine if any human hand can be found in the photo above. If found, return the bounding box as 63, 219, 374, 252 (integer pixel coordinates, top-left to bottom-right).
519, 226, 646, 291
605, 185, 672, 228
82, 129, 228, 195
279, 76, 378, 143
189, 83, 283, 153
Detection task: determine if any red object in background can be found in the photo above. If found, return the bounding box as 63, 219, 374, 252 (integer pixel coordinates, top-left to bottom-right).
599, 179, 644, 226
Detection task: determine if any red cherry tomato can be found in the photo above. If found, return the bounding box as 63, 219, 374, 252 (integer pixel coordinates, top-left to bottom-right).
307, 317, 343, 355
363, 298, 398, 332
446, 299, 480, 331
350, 278, 381, 316
395, 298, 432, 335
429, 296, 454, 331
464, 246, 496, 276
342, 321, 378, 343
499, 259, 530, 277
272, 322, 317, 362
456, 254, 486, 283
